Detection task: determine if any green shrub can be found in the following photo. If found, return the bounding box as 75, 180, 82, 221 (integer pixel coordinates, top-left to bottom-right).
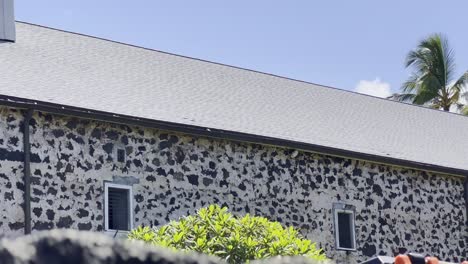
128, 205, 328, 263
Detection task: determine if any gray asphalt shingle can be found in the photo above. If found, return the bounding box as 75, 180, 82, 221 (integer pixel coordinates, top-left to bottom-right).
1, 22, 467, 174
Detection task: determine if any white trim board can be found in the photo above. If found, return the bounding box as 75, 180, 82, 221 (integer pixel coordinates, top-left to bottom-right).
333, 208, 356, 251
104, 182, 133, 232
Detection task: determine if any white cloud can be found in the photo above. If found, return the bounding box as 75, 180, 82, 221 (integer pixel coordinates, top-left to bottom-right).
354, 78, 392, 98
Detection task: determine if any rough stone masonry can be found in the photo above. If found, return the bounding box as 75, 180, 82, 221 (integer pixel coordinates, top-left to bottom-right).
0, 106, 466, 263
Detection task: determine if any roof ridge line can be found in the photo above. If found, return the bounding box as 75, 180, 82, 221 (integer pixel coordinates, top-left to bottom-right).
15, 20, 468, 119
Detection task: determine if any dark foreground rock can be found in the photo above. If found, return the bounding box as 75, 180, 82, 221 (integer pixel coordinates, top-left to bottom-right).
0, 230, 330, 264
0, 230, 219, 264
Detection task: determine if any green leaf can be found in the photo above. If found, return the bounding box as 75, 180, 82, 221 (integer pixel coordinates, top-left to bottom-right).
397, 33, 466, 111
128, 205, 328, 263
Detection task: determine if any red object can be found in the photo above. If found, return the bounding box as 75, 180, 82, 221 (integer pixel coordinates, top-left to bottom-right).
395, 255, 411, 264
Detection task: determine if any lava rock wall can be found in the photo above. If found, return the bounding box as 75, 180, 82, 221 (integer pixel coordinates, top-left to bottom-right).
0, 106, 465, 263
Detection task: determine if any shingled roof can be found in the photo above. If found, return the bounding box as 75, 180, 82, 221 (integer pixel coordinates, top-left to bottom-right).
1, 22, 467, 176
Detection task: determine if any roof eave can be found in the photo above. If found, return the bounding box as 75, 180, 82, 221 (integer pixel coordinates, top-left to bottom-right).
0, 94, 466, 178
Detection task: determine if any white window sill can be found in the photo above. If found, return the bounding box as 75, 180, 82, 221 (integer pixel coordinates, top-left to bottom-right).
336, 247, 357, 251
103, 230, 130, 239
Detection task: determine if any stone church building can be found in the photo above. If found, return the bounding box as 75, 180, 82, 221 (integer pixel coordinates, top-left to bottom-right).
0, 1, 466, 263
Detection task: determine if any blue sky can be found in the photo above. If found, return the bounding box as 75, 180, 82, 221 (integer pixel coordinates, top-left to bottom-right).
16, 0, 468, 97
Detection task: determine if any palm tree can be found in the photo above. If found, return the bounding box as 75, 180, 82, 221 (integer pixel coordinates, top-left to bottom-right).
392, 33, 467, 112
462, 107, 468, 115
461, 92, 468, 115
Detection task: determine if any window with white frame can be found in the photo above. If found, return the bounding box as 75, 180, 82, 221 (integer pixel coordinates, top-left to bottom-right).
333, 203, 356, 251
104, 183, 133, 231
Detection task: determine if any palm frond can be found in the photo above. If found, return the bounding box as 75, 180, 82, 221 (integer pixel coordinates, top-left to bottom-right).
416, 34, 455, 86
454, 103, 465, 111
450, 71, 468, 92
389, 93, 416, 102
401, 74, 420, 94
413, 91, 439, 106
462, 90, 468, 100
401, 33, 459, 110
428, 103, 442, 109
447, 71, 468, 107
461, 105, 468, 116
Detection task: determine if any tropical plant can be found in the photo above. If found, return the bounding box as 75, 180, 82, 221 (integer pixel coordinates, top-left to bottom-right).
128, 205, 328, 263
391, 33, 467, 113
461, 92, 468, 115
462, 106, 468, 115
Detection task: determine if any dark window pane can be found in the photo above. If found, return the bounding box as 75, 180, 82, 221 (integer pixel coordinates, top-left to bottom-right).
338, 212, 353, 249
117, 149, 125, 163
108, 188, 129, 230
